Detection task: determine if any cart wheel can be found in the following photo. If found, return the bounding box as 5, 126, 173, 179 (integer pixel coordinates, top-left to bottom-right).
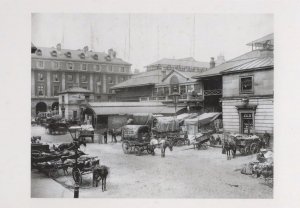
122, 142, 130, 154
245, 146, 251, 155
135, 146, 142, 156
72, 168, 82, 185
201, 143, 208, 150
147, 146, 154, 154
49, 169, 59, 179
176, 140, 184, 146
239, 148, 246, 155
250, 143, 258, 154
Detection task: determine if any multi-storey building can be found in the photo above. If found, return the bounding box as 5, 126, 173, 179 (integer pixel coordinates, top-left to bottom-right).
193, 33, 274, 138
31, 44, 132, 116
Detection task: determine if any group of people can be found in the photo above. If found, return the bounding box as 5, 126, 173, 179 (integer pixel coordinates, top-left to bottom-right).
101, 128, 118, 144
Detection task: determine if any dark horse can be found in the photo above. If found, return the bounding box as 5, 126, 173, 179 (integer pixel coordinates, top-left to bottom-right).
93, 165, 109, 191
223, 139, 236, 160
160, 139, 173, 158
54, 140, 86, 152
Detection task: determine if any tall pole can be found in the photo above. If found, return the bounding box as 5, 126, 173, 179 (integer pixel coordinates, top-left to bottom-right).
128, 14, 131, 61
192, 14, 196, 57
157, 24, 160, 60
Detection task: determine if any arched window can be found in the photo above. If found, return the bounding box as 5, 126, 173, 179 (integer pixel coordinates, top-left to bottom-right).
65, 51, 72, 58
93, 54, 98, 60
51, 50, 57, 57
170, 75, 179, 94
79, 53, 85, 59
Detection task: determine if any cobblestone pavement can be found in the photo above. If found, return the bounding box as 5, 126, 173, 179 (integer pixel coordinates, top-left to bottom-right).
31, 125, 272, 198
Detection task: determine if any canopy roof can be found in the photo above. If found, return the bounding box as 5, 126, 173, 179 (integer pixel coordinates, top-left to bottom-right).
87, 102, 185, 115
184, 112, 222, 126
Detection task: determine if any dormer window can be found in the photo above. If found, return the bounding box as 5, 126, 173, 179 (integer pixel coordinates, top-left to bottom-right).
51, 50, 57, 57
93, 54, 98, 60
79, 53, 85, 59
65, 51, 72, 58
36, 49, 42, 56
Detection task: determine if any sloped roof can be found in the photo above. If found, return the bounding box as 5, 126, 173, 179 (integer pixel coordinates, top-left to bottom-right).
193, 50, 273, 79
87, 102, 184, 115
31, 46, 131, 65
111, 70, 162, 89
147, 57, 209, 68
222, 57, 273, 74
246, 33, 274, 46
161, 69, 199, 82
59, 87, 92, 94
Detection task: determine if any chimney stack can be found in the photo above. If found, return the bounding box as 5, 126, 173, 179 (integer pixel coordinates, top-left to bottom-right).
108, 48, 116, 59
56, 43, 61, 51
83, 46, 89, 53
209, 57, 216, 69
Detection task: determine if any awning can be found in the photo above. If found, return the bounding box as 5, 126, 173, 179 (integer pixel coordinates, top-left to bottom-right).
88, 102, 185, 115
197, 112, 222, 125
184, 112, 222, 126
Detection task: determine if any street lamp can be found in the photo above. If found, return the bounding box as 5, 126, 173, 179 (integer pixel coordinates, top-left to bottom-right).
171, 92, 180, 117
68, 126, 82, 198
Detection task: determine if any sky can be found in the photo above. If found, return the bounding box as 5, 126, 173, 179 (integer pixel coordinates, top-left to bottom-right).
32, 14, 273, 71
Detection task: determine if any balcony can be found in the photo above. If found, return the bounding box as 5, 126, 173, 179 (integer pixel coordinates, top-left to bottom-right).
204, 89, 222, 96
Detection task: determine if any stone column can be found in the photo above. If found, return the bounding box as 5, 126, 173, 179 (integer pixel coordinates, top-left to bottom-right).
47, 71, 51, 97
103, 74, 106, 93
31, 71, 35, 97
61, 72, 65, 91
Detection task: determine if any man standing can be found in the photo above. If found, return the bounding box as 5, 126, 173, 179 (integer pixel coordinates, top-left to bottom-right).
263, 131, 271, 147
112, 129, 117, 143
104, 129, 108, 144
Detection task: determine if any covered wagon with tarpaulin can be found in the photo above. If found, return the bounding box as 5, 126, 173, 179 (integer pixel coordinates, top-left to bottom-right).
151, 116, 181, 144
121, 125, 153, 155
184, 112, 222, 149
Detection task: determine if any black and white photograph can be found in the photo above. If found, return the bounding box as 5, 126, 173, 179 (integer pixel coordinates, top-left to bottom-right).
30, 13, 274, 198
2, 0, 300, 207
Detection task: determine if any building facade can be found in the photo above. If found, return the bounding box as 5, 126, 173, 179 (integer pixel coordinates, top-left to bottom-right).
31, 44, 132, 116
221, 34, 274, 137
221, 55, 273, 136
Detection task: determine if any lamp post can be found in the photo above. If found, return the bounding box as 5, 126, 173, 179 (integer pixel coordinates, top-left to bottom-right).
68, 126, 82, 198
61, 104, 65, 118
171, 92, 180, 117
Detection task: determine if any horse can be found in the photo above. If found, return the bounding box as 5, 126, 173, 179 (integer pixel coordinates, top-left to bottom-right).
223, 138, 236, 160
92, 165, 109, 191
160, 138, 173, 158
55, 140, 86, 152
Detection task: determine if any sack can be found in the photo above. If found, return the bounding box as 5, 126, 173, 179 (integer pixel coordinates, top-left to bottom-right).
222, 148, 226, 154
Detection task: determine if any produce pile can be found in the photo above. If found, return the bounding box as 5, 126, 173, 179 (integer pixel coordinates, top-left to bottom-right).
241, 149, 273, 183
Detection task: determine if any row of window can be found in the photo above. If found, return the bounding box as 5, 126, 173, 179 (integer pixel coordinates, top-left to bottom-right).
153, 84, 198, 96
35, 60, 128, 73
37, 72, 127, 84
36, 84, 104, 97
147, 65, 206, 72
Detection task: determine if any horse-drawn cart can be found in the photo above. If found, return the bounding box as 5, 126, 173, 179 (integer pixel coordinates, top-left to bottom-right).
121, 125, 154, 156
228, 134, 261, 155
71, 156, 99, 185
